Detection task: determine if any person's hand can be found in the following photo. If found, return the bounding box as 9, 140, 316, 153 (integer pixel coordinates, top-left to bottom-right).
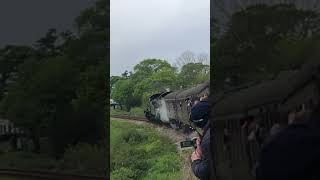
191, 150, 201, 162
195, 138, 202, 155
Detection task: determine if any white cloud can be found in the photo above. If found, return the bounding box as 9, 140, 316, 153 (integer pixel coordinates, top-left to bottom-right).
111, 0, 210, 76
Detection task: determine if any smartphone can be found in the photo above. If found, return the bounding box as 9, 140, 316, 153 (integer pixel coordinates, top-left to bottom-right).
180, 138, 197, 148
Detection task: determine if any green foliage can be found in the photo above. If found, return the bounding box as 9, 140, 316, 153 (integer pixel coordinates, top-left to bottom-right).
0, 152, 58, 170
122, 129, 148, 144
130, 59, 178, 103
112, 79, 141, 111
60, 143, 107, 176
129, 107, 145, 117
111, 57, 209, 109
34, 28, 61, 57
110, 119, 182, 180
133, 66, 178, 101
1, 57, 79, 153
0, 45, 35, 86
110, 107, 144, 117
0, 144, 106, 176
142, 153, 182, 180
132, 59, 173, 82
110, 76, 123, 92
111, 167, 136, 180
0, 0, 107, 157
213, 3, 320, 89
110, 108, 130, 116
178, 63, 210, 88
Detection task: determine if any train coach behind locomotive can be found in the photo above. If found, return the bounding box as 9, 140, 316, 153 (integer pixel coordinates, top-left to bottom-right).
145, 81, 209, 129
211, 59, 320, 180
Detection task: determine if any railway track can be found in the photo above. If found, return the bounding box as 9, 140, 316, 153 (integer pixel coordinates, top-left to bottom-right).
0, 168, 106, 180
110, 115, 148, 122
110, 115, 193, 133
110, 115, 171, 127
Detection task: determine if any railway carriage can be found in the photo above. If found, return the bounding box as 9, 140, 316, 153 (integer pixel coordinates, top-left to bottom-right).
145, 81, 210, 129
212, 59, 320, 180
144, 59, 320, 180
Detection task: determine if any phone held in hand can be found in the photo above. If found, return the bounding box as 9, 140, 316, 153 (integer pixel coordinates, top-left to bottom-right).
180, 138, 197, 149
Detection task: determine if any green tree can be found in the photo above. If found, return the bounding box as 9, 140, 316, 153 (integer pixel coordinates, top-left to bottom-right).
131, 59, 173, 82
34, 28, 61, 57
110, 76, 123, 92
0, 0, 108, 156
1, 57, 78, 153
0, 45, 36, 99
214, 3, 320, 89
133, 67, 178, 106
178, 63, 209, 88
112, 79, 140, 111
68, 0, 107, 70
111, 59, 178, 108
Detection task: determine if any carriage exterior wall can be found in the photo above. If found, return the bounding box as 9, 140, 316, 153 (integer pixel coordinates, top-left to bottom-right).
146, 81, 210, 126
212, 64, 320, 180
282, 81, 319, 112
164, 86, 209, 125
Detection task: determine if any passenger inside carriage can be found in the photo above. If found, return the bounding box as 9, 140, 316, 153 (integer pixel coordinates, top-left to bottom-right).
256, 103, 320, 180
200, 93, 209, 101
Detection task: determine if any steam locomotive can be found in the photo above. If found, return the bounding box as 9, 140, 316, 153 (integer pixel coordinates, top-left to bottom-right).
144, 81, 210, 130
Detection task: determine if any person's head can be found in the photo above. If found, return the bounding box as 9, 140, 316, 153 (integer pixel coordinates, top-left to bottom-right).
287, 109, 296, 124
200, 94, 209, 101
288, 104, 310, 125
190, 101, 210, 128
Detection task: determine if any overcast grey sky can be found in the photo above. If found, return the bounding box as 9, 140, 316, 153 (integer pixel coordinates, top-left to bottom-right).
110, 0, 210, 76
0, 0, 92, 47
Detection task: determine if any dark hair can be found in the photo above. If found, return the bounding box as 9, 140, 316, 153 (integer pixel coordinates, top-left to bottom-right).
190, 101, 210, 128
309, 103, 320, 129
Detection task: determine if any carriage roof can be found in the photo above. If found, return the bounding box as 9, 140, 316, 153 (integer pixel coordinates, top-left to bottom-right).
213, 59, 320, 119
164, 81, 210, 100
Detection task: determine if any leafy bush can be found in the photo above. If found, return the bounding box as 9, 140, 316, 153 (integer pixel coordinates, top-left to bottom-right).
0, 144, 107, 177
111, 167, 135, 180
122, 129, 148, 144
129, 107, 145, 117
0, 152, 58, 170
110, 120, 182, 179
59, 143, 107, 176
147, 153, 182, 174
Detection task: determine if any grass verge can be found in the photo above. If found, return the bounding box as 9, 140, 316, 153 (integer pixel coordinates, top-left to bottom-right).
111, 118, 183, 180
110, 107, 145, 118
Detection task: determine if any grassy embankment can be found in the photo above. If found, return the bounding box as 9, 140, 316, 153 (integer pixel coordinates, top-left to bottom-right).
111, 118, 183, 180
110, 107, 145, 117
0, 143, 106, 177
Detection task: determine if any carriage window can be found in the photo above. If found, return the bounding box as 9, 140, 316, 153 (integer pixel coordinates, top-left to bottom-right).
223, 127, 230, 144
259, 107, 263, 113
308, 99, 314, 109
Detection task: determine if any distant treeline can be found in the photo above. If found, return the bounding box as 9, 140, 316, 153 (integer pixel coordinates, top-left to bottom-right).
212, 3, 320, 90
111, 53, 210, 111
0, 0, 107, 157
